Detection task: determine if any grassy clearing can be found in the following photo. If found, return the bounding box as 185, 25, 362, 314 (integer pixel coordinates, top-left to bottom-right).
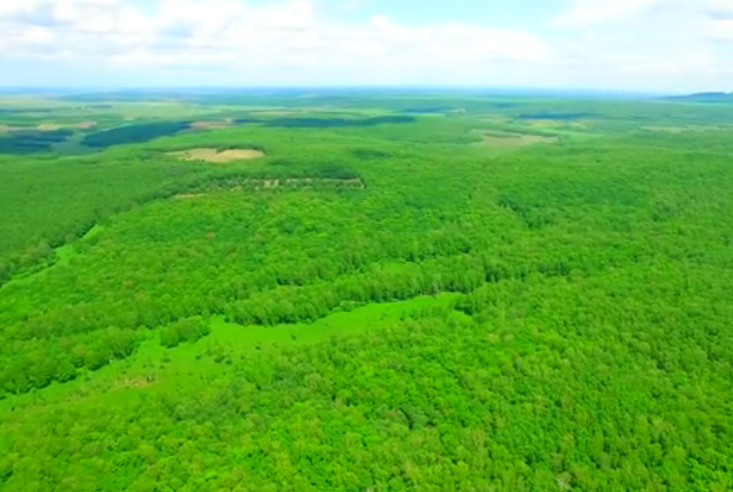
76, 121, 97, 129
36, 123, 63, 131
0, 293, 463, 411
0, 225, 106, 291
168, 147, 266, 162
189, 121, 232, 130
474, 130, 560, 147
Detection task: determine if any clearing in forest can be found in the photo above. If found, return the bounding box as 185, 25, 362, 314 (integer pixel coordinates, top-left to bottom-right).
190, 121, 231, 130
76, 121, 97, 129
168, 148, 266, 163
36, 123, 63, 131
475, 131, 559, 147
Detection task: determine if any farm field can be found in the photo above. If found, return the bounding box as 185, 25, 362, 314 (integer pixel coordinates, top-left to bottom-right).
2, 90, 733, 491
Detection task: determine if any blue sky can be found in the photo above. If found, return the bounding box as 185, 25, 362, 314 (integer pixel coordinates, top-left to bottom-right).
0, 0, 731, 92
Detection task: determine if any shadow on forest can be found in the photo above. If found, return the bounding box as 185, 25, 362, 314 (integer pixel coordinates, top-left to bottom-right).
0, 129, 73, 154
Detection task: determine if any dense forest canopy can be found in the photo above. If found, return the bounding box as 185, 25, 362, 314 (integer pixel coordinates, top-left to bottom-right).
1, 91, 733, 491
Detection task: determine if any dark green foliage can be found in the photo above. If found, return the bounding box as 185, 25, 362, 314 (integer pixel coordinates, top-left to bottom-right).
160, 317, 211, 348
82, 121, 191, 148
352, 148, 391, 159
0, 129, 72, 154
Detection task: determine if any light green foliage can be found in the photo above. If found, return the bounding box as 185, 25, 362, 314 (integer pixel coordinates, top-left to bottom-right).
1, 92, 733, 491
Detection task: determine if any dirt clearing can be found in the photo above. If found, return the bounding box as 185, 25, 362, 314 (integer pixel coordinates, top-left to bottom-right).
190, 121, 231, 130
476, 132, 559, 147
168, 148, 266, 163
37, 123, 63, 131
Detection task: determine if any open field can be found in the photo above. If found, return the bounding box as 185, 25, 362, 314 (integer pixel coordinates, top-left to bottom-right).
1, 90, 733, 491
474, 130, 560, 147
189, 120, 232, 130
168, 147, 266, 162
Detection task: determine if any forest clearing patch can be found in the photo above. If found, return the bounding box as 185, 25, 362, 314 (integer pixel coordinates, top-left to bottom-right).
569, 121, 592, 129
190, 121, 231, 130
481, 115, 508, 122
476, 132, 559, 147
168, 148, 266, 163
36, 123, 63, 131
115, 376, 154, 389
642, 126, 690, 133
528, 119, 558, 128
77, 121, 98, 129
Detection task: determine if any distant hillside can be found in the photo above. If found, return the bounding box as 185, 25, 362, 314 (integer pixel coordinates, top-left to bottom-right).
667, 92, 733, 103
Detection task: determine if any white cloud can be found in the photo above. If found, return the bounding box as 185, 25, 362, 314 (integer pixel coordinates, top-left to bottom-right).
0, 0, 729, 90
343, 0, 366, 10
547, 0, 733, 90
708, 0, 733, 19
552, 0, 666, 27
708, 18, 733, 41
0, 0, 548, 84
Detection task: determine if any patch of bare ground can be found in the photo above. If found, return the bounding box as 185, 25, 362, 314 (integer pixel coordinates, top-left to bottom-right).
190, 121, 231, 129
0, 124, 9, 133
529, 119, 559, 128
37, 123, 63, 131
476, 132, 559, 147
168, 148, 265, 163
115, 376, 155, 389
77, 121, 98, 129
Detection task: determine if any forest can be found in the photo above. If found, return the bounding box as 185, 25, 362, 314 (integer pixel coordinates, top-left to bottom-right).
1, 91, 733, 491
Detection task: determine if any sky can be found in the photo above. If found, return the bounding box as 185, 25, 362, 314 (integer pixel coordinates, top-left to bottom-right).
0, 0, 731, 92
